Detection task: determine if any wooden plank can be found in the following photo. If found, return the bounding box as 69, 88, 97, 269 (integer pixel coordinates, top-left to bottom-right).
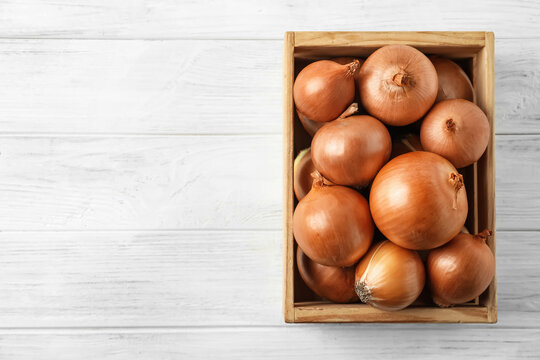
0, 0, 538, 39
495, 135, 540, 230
0, 230, 537, 327
0, 134, 536, 231
0, 39, 282, 135
0, 327, 539, 359
294, 31, 486, 51
495, 38, 540, 134
282, 32, 295, 323
0, 38, 538, 135
0, 136, 281, 230
477, 32, 497, 321
0, 230, 283, 327
294, 304, 490, 323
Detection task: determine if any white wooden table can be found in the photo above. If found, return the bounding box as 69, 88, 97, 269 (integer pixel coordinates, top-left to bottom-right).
0, 1, 539, 358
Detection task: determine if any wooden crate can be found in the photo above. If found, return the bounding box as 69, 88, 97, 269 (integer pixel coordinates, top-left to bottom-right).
283, 32, 496, 323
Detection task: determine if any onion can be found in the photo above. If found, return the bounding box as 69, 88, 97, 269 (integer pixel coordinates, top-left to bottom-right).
293, 148, 316, 200
390, 133, 423, 159
311, 115, 391, 187
420, 99, 490, 168
293, 173, 373, 266
296, 247, 358, 303
294, 60, 359, 123
370, 151, 468, 250
427, 230, 495, 306
430, 56, 474, 103
359, 45, 438, 126
355, 240, 425, 311
297, 102, 359, 137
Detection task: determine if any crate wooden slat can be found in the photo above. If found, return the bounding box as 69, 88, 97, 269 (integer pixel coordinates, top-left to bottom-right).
294, 303, 490, 323
283, 31, 496, 323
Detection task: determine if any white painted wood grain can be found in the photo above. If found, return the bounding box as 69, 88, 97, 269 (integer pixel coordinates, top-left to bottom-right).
0, 1, 538, 357
0, 136, 281, 230
0, 230, 282, 327
0, 230, 537, 327
495, 135, 540, 230
0, 135, 535, 230
0, 38, 538, 134
0, 0, 538, 39
0, 40, 282, 134
0, 326, 539, 359
495, 40, 540, 134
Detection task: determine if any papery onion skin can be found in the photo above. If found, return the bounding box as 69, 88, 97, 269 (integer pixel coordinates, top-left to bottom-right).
297, 247, 358, 303
428, 230, 495, 307
390, 133, 423, 159
355, 240, 425, 311
311, 115, 391, 187
370, 151, 468, 250
430, 56, 474, 103
420, 99, 490, 168
293, 175, 373, 266
294, 60, 359, 123
297, 109, 326, 137
359, 45, 438, 126
293, 148, 316, 201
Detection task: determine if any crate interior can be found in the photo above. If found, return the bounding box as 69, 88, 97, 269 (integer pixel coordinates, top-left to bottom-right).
292, 46, 487, 309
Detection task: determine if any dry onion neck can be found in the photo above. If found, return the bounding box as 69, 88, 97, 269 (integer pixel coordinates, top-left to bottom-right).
354, 281, 373, 303
474, 229, 493, 242
339, 102, 359, 119
449, 172, 464, 209
354, 242, 384, 303
310, 171, 334, 188
392, 71, 409, 86
346, 60, 360, 77
445, 118, 456, 132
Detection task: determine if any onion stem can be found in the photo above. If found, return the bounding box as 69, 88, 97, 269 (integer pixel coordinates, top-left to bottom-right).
392, 72, 408, 86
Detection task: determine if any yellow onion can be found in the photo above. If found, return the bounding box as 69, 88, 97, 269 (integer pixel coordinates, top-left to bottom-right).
294, 60, 359, 123
296, 247, 358, 303
359, 45, 438, 126
293, 173, 373, 266
427, 230, 495, 307
420, 99, 490, 168
293, 148, 316, 200
311, 115, 391, 187
370, 151, 468, 250
355, 241, 425, 311
430, 56, 474, 103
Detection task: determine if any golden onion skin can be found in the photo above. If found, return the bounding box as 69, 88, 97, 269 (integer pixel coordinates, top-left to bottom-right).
311, 115, 391, 187
355, 241, 425, 311
293, 60, 358, 123
297, 247, 358, 303
428, 230, 495, 307
296, 109, 326, 137
293, 148, 316, 201
359, 45, 438, 126
370, 151, 468, 250
293, 178, 373, 267
420, 99, 490, 168
430, 56, 474, 103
